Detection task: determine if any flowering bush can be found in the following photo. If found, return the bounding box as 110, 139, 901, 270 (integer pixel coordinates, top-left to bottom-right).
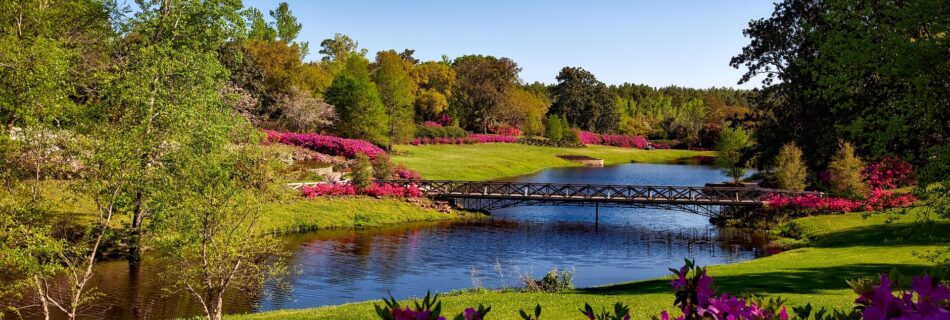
658, 259, 790, 320
300, 183, 422, 198
437, 114, 454, 127
764, 190, 915, 213
421, 121, 443, 128
852, 273, 950, 319
651, 143, 672, 150
579, 130, 603, 145
393, 165, 422, 180
375, 292, 490, 320
491, 124, 522, 137
862, 157, 915, 190
264, 130, 386, 159
410, 134, 517, 145
577, 131, 649, 149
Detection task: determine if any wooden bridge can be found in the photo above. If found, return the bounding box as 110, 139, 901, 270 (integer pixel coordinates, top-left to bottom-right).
375, 180, 820, 218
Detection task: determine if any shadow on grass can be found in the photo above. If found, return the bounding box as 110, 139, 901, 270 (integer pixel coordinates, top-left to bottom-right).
807, 221, 950, 248
582, 263, 933, 296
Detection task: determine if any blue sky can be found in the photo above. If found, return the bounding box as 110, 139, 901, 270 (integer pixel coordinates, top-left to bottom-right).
243, 0, 775, 89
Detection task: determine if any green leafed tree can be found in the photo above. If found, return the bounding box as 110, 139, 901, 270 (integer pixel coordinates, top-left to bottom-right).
451, 55, 521, 132
714, 126, 752, 184
325, 54, 388, 145
545, 114, 563, 142
373, 50, 416, 147
549, 67, 619, 133
774, 142, 808, 191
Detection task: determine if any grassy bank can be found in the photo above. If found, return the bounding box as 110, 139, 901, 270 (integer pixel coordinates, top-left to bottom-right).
258, 197, 478, 234
391, 144, 713, 180
231, 209, 948, 320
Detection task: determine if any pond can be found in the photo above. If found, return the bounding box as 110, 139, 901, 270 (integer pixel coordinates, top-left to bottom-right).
30, 163, 767, 319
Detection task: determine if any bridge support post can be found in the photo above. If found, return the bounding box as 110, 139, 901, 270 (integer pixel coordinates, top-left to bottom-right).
595, 203, 600, 228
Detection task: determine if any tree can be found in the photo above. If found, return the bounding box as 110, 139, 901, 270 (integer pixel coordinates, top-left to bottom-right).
828, 141, 867, 198
157, 130, 287, 320
549, 67, 619, 133
270, 2, 308, 59
545, 114, 563, 143
319, 33, 366, 74
244, 7, 276, 41
275, 86, 335, 132
373, 50, 416, 147
774, 143, 807, 191
714, 126, 752, 184
451, 55, 521, 132
501, 87, 549, 137
325, 55, 388, 145
411, 61, 456, 120
732, 0, 949, 170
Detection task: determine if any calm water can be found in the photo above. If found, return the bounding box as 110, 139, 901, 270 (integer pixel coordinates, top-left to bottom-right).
24, 163, 767, 319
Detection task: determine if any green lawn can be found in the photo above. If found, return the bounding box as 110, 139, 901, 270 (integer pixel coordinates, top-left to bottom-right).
230, 210, 949, 320
258, 196, 479, 234
391, 144, 713, 181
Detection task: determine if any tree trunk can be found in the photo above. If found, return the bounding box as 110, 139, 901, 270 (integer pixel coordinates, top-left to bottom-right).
128, 191, 145, 264
33, 276, 50, 320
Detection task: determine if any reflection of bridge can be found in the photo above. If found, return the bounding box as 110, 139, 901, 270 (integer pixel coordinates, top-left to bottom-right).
377, 180, 821, 218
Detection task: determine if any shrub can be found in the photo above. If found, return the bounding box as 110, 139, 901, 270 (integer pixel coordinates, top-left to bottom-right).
862, 157, 914, 190
414, 125, 468, 139
850, 273, 950, 320
764, 190, 915, 213
300, 182, 422, 198
393, 165, 422, 180
410, 134, 517, 145
351, 153, 374, 190
372, 154, 394, 180
374, 292, 489, 320
651, 142, 671, 150
578, 130, 650, 149
264, 130, 386, 159
774, 143, 808, 191
521, 267, 574, 293
491, 124, 522, 137
828, 141, 867, 198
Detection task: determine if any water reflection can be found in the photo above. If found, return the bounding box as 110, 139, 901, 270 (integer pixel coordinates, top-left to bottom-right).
13, 163, 766, 319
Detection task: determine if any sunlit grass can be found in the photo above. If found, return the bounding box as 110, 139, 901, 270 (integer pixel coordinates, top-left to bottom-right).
391, 144, 713, 181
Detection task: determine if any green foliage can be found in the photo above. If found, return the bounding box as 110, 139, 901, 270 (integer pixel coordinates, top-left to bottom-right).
451, 55, 521, 132
714, 126, 752, 183
522, 267, 575, 293
828, 141, 867, 198
549, 67, 618, 133
373, 50, 416, 146
775, 143, 808, 191
501, 86, 549, 137
412, 61, 456, 120
351, 153, 374, 190
545, 115, 564, 142
244, 8, 277, 41
579, 302, 631, 320
414, 125, 467, 138
372, 154, 394, 180
325, 55, 389, 145
733, 0, 949, 169
519, 304, 542, 320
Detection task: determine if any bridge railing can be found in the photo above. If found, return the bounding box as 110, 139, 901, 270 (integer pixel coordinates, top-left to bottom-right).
377, 180, 822, 204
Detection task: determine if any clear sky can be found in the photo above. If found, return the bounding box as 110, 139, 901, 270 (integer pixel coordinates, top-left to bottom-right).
243, 0, 776, 89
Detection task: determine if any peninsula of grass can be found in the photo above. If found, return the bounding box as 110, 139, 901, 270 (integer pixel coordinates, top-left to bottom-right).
230, 209, 949, 320
392, 144, 713, 181
258, 196, 480, 234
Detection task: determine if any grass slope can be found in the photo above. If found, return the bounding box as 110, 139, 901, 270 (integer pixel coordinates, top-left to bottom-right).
391, 144, 712, 181
231, 210, 949, 320
259, 197, 477, 234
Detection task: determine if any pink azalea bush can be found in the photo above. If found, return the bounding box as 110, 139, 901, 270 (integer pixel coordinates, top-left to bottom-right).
764, 190, 916, 213
421, 121, 443, 128
577, 130, 649, 149
491, 124, 522, 137
300, 183, 422, 198
658, 260, 789, 320
853, 273, 950, 320
651, 143, 672, 150
410, 134, 517, 145
862, 157, 915, 190
393, 165, 422, 180
264, 130, 386, 159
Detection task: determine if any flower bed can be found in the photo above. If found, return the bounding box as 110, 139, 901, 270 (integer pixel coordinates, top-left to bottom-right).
300, 183, 422, 198
764, 189, 915, 213
410, 134, 517, 145
862, 157, 914, 190
264, 130, 385, 159
577, 130, 648, 149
